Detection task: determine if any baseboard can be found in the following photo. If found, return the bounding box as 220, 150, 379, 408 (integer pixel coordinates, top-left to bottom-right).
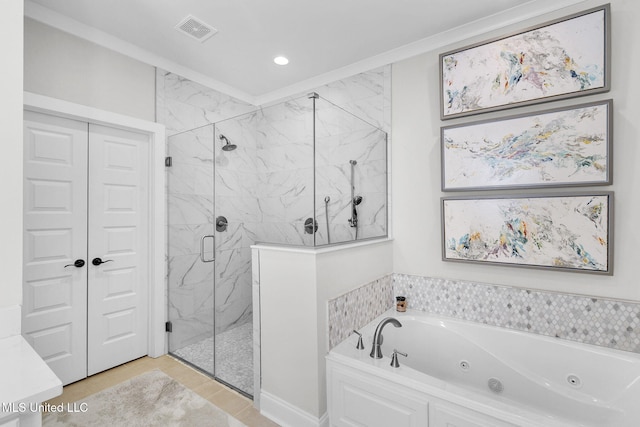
0, 305, 21, 340
260, 390, 329, 427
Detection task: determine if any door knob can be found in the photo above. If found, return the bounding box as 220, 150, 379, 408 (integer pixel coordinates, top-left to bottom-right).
64, 259, 85, 268
92, 257, 114, 266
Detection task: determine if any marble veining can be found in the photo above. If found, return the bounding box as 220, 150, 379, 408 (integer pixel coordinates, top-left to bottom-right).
159, 65, 390, 382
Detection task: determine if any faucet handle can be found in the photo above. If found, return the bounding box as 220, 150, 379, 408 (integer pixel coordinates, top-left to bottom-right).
390, 349, 408, 368
352, 330, 365, 350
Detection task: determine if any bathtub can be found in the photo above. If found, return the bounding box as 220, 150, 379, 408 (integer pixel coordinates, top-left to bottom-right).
326, 309, 640, 427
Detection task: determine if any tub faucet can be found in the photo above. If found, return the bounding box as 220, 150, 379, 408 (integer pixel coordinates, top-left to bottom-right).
390, 349, 408, 368
370, 317, 402, 359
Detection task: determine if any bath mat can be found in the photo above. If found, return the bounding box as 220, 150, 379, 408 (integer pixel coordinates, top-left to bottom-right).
42, 369, 248, 427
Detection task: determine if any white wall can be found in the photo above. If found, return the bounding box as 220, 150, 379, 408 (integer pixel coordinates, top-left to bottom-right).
259, 249, 320, 417
392, 0, 640, 302
24, 18, 155, 121
258, 240, 393, 421
315, 239, 393, 415
0, 0, 24, 313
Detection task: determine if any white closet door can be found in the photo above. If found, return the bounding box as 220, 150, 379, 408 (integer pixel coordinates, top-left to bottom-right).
22, 111, 88, 385
87, 124, 149, 375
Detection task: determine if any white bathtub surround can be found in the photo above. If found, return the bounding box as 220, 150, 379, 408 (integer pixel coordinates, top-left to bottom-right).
327, 309, 640, 427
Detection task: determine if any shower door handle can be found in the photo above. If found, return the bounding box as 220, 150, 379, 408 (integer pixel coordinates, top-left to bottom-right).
200, 235, 215, 263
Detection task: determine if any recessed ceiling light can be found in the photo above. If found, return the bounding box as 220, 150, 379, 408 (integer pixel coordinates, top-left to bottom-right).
273, 56, 289, 66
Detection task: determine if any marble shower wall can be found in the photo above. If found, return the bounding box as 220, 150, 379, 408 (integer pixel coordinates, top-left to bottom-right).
157, 66, 391, 348
214, 113, 259, 334
254, 96, 315, 245
160, 68, 258, 349
156, 70, 256, 136
312, 66, 391, 245
314, 98, 387, 245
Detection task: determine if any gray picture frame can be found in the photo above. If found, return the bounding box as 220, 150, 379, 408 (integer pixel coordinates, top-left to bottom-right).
441, 192, 613, 275
441, 99, 613, 191
440, 4, 611, 120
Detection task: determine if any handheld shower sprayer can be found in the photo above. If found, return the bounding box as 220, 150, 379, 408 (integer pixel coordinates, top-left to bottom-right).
348, 160, 363, 240
324, 196, 331, 244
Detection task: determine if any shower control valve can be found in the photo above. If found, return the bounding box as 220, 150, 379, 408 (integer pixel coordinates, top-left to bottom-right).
216, 216, 228, 232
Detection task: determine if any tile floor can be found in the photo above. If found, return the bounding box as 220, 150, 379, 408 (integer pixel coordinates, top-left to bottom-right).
173, 322, 254, 395
44, 355, 279, 427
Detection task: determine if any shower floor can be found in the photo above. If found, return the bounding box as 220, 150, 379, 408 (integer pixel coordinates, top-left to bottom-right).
172, 322, 253, 396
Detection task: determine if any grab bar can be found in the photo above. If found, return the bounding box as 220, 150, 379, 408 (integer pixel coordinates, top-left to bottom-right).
200, 235, 215, 263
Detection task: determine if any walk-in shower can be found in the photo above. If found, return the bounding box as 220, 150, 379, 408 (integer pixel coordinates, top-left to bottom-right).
166, 93, 387, 397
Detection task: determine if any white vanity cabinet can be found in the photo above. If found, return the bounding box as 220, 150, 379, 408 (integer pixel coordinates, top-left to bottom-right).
0, 417, 19, 427
327, 356, 517, 427
0, 335, 62, 427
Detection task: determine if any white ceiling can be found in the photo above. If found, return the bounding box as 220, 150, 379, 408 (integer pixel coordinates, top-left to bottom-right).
25, 0, 585, 104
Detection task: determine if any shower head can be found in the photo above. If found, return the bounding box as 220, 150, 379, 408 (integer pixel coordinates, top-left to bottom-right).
219, 134, 237, 151
353, 196, 363, 205
350, 160, 357, 165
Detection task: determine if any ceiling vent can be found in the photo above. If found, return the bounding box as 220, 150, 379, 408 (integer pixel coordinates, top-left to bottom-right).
175, 15, 218, 43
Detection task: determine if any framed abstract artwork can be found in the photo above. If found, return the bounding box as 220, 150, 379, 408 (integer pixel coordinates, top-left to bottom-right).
440, 4, 610, 119
441, 99, 612, 191
442, 193, 613, 274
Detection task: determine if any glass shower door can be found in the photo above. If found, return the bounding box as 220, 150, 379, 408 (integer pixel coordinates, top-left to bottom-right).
167, 125, 216, 375
166, 122, 254, 398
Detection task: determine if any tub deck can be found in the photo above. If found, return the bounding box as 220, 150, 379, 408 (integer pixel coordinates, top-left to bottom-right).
327, 309, 640, 427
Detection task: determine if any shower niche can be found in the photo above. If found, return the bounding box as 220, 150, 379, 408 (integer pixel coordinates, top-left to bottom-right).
166, 93, 387, 397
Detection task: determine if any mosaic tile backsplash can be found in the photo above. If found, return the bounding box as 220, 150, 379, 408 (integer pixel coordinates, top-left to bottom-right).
328, 273, 640, 353
327, 275, 393, 349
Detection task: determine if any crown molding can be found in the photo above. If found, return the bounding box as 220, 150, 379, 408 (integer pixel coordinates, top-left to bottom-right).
254, 0, 589, 104
24, 0, 257, 105
25, 0, 589, 107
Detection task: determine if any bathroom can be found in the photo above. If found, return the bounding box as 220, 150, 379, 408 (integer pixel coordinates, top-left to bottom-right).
2, 0, 640, 426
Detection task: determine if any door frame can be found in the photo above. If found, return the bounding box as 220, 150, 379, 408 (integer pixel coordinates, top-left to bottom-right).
24, 91, 166, 358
